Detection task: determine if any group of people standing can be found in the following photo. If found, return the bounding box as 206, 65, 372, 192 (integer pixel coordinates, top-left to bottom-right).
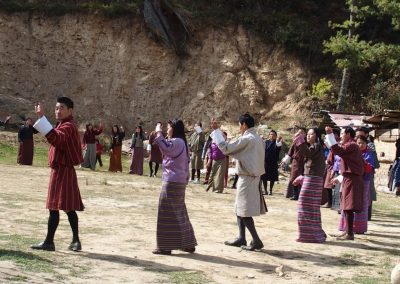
26, 97, 267, 254
282, 126, 379, 243
18, 95, 387, 258
79, 122, 163, 176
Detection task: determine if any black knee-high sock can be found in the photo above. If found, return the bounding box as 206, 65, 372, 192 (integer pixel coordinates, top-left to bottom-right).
262, 179, 268, 194
45, 210, 59, 244
327, 188, 333, 205
191, 169, 196, 181
196, 169, 201, 180
67, 211, 80, 243
232, 174, 238, 188
270, 181, 275, 193
237, 216, 246, 241
149, 162, 153, 175
293, 186, 300, 199
242, 217, 261, 242
345, 210, 354, 236
154, 163, 159, 175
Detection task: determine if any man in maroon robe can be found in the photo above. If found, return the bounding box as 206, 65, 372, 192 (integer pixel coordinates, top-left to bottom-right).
17, 117, 38, 165
325, 126, 364, 240
31, 97, 84, 251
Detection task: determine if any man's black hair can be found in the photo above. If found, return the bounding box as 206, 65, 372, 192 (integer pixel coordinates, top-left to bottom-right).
356, 126, 369, 134
57, 96, 74, 109
239, 113, 255, 128
332, 128, 340, 136
344, 126, 356, 138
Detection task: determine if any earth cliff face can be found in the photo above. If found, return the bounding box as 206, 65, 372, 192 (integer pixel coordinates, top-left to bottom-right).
0, 12, 310, 133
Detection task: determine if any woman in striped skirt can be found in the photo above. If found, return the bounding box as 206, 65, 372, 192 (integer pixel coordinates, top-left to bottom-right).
292, 128, 326, 243
338, 135, 374, 234
152, 119, 197, 255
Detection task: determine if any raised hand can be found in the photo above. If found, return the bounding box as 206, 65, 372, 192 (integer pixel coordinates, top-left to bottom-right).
294, 129, 303, 139
34, 102, 45, 118
325, 126, 333, 134
155, 123, 162, 133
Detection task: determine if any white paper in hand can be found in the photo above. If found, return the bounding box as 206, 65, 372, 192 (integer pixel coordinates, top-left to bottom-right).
194, 126, 202, 133
210, 129, 225, 145
155, 124, 162, 133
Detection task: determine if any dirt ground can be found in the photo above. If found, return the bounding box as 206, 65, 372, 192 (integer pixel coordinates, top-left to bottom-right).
0, 163, 399, 283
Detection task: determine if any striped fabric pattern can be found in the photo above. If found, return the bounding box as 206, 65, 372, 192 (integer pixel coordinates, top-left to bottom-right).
44, 117, 84, 211
331, 173, 341, 211
17, 139, 34, 165
338, 179, 370, 233
156, 182, 197, 250
47, 166, 84, 211
297, 175, 326, 243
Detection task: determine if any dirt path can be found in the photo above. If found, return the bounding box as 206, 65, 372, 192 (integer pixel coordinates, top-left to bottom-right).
0, 164, 399, 283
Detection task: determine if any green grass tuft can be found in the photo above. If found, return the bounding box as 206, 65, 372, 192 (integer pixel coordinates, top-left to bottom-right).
165, 271, 210, 284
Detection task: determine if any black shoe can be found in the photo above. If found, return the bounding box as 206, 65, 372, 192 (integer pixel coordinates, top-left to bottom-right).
269, 191, 272, 195
241, 240, 264, 251
30, 241, 55, 251
290, 196, 298, 200
68, 241, 82, 251
224, 238, 247, 247
152, 249, 171, 255
181, 247, 196, 253
149, 172, 153, 177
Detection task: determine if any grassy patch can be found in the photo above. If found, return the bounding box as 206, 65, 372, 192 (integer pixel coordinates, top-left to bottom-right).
334, 257, 392, 284
0, 249, 54, 273
335, 275, 389, 284
0, 141, 49, 167
0, 139, 157, 175
373, 195, 400, 219
5, 275, 28, 282
0, 234, 56, 274
164, 271, 210, 284
0, 141, 18, 164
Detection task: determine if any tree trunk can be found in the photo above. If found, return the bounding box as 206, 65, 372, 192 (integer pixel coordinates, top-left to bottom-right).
336, 0, 355, 111
337, 68, 350, 111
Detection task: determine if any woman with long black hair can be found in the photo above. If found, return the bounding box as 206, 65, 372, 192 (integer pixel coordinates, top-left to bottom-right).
152, 119, 197, 255
293, 127, 326, 243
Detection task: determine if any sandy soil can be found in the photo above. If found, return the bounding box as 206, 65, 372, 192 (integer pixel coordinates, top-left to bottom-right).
0, 164, 399, 283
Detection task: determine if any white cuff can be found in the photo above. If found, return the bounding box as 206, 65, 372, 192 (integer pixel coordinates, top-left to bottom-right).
146, 144, 151, 151
210, 129, 225, 145
282, 154, 291, 164
276, 141, 282, 147
337, 175, 343, 183
325, 133, 337, 147
194, 126, 202, 133
33, 116, 53, 135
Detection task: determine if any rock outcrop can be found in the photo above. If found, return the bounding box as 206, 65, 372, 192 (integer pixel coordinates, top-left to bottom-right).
0, 12, 310, 134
